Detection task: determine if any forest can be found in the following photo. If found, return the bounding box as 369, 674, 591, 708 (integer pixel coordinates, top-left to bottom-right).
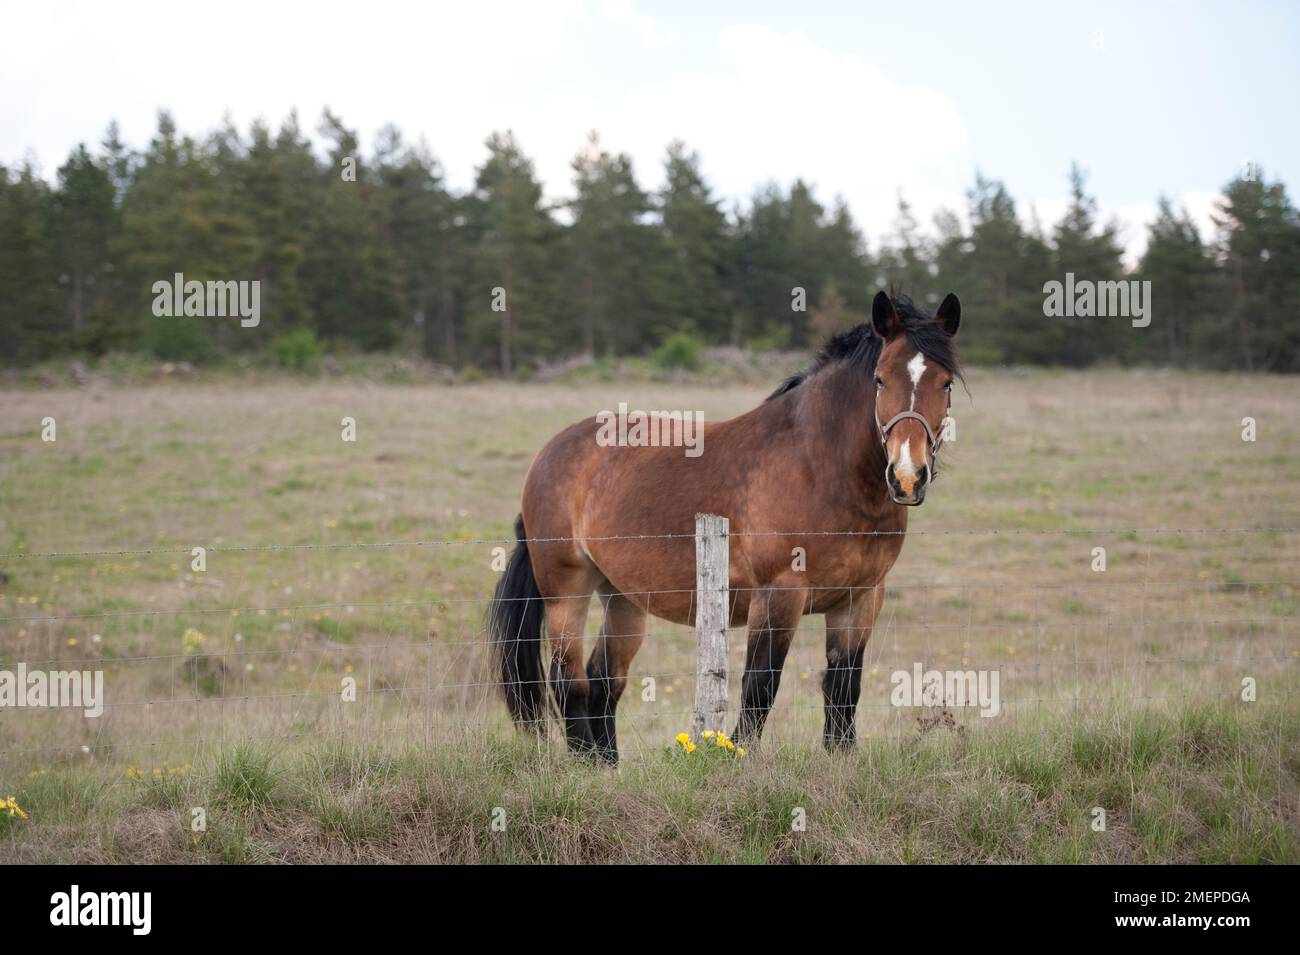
2, 109, 1297, 373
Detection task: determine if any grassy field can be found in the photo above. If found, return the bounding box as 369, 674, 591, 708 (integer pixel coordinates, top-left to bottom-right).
1, 366, 1297, 863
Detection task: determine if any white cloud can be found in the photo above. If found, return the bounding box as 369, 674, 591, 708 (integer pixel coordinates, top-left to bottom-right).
513, 23, 972, 243
599, 0, 681, 49
3, 5, 970, 250
1019, 190, 1223, 269
1112, 191, 1222, 267
7, 3, 1218, 264
1, 0, 583, 179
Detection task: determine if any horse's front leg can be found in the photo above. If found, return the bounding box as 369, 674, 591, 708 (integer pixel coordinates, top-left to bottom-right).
822, 584, 886, 751
733, 585, 807, 745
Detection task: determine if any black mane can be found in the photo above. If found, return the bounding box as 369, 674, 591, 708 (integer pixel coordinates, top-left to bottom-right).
767, 294, 962, 401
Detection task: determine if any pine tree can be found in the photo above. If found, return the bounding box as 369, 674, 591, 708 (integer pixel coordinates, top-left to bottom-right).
879, 194, 934, 302
732, 182, 794, 347
0, 162, 59, 362
465, 131, 559, 374
658, 141, 731, 345
301, 109, 401, 350
816, 197, 873, 319
373, 125, 455, 357
117, 111, 260, 359
1050, 164, 1127, 363
567, 132, 668, 356
732, 180, 871, 348
1213, 169, 1300, 372
1137, 198, 1224, 366
957, 173, 1052, 363
51, 145, 118, 349
232, 114, 316, 336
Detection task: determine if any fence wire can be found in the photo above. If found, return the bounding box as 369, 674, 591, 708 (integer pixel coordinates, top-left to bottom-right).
1, 524, 1296, 767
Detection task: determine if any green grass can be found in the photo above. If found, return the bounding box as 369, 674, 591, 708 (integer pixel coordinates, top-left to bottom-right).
1, 369, 1297, 863
213, 744, 282, 812
2, 703, 1295, 863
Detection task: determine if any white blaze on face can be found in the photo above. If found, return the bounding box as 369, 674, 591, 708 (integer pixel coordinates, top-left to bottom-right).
894, 437, 919, 492
889, 350, 930, 496
906, 352, 927, 409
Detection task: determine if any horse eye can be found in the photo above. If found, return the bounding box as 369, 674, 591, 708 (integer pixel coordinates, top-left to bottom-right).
942, 380, 953, 391
874, 376, 884, 387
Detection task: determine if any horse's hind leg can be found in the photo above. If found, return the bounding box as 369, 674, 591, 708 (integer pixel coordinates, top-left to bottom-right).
537, 560, 603, 758
822, 585, 885, 751
734, 586, 807, 745
586, 591, 647, 766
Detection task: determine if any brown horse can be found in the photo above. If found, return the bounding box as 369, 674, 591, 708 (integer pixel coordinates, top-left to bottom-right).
490, 291, 963, 763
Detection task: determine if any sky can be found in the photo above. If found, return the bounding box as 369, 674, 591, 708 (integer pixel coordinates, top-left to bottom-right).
4, 0, 1298, 266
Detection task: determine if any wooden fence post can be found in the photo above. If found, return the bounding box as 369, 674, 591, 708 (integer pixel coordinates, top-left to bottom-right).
691, 513, 730, 739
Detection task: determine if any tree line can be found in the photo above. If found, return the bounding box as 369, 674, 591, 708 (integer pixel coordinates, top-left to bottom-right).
2, 110, 1297, 372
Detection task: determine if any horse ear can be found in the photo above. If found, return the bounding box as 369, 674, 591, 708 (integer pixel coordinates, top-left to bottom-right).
871, 291, 901, 339
937, 292, 961, 336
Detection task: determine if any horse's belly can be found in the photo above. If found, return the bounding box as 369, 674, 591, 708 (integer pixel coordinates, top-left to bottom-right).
606, 581, 755, 630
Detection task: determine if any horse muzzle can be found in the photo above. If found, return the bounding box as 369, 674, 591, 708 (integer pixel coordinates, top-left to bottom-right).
877, 407, 944, 507
885, 462, 929, 506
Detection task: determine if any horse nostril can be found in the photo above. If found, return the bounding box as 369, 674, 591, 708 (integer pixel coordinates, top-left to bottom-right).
916, 464, 929, 487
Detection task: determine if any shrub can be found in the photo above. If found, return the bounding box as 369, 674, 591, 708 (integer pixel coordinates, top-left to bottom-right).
654, 331, 703, 371
268, 328, 323, 372
145, 316, 214, 364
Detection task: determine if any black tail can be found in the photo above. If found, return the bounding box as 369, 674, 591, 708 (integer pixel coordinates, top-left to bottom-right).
489, 515, 547, 731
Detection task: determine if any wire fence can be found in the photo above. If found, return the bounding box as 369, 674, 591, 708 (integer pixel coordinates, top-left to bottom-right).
1, 525, 1296, 768
2, 523, 1297, 561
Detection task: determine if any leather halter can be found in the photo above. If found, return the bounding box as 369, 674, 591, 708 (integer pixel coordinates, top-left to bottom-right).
875, 390, 951, 458
877, 409, 942, 455
875, 386, 951, 504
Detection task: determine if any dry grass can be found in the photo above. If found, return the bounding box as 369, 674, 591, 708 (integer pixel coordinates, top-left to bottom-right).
1, 367, 1297, 862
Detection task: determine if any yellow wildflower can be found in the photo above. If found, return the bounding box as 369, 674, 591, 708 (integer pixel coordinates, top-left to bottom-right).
181, 628, 206, 655
684, 742, 696, 753
737, 747, 747, 757
675, 732, 690, 745
4, 797, 27, 819
702, 730, 715, 740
